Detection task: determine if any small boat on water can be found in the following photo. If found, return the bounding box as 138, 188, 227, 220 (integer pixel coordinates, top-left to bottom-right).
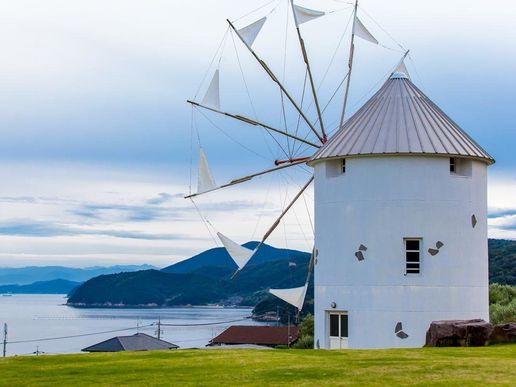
1, 292, 13, 297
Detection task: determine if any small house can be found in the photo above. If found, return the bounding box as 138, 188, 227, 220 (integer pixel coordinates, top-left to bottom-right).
82, 333, 178, 352
209, 326, 299, 348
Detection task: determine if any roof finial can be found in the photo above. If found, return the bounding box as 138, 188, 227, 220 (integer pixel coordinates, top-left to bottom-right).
391, 50, 410, 79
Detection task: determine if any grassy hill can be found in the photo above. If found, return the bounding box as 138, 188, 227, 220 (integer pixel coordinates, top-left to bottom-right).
0, 346, 514, 386
161, 242, 309, 273
68, 246, 310, 307
489, 239, 516, 285
68, 239, 515, 311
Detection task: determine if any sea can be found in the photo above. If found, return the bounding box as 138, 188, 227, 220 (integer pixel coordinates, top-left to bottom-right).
0, 294, 269, 356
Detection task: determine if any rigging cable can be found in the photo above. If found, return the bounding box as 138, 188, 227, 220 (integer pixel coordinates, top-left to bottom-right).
292, 69, 309, 158
359, 6, 407, 52
195, 107, 270, 161
189, 197, 219, 247
280, 1, 292, 158
189, 106, 195, 195
232, 0, 279, 23
194, 27, 230, 100
229, 29, 290, 160
291, 8, 354, 156
157, 317, 251, 327
408, 53, 427, 92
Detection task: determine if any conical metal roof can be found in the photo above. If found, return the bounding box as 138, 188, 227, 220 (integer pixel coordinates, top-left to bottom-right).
311, 73, 494, 164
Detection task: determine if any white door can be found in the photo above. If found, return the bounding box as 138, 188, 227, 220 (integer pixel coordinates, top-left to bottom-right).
328, 312, 348, 349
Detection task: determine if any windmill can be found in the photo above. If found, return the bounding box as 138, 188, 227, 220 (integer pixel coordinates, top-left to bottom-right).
185, 0, 396, 318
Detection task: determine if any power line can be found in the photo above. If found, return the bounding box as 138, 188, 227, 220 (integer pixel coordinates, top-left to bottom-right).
159, 317, 251, 327
6, 324, 153, 345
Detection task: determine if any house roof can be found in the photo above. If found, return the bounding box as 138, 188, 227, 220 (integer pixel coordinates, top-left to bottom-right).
82, 333, 178, 352
311, 72, 494, 165
209, 325, 300, 346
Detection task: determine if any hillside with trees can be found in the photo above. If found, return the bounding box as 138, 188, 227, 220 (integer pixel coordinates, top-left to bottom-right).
67, 239, 515, 316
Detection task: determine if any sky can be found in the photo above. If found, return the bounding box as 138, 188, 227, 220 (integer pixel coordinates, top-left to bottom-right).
0, 0, 514, 268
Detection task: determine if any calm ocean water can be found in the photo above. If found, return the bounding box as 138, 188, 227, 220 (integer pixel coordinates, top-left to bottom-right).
0, 294, 266, 356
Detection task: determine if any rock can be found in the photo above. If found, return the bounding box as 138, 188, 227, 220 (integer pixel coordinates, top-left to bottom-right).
425, 319, 493, 347
489, 323, 516, 343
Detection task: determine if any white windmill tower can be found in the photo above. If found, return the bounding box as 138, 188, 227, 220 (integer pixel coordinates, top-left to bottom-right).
309, 70, 494, 349
186, 1, 493, 348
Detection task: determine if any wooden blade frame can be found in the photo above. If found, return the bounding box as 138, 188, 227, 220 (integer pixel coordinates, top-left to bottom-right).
231, 175, 314, 278
228, 19, 324, 144
185, 158, 309, 199
188, 100, 320, 149
289, 0, 327, 142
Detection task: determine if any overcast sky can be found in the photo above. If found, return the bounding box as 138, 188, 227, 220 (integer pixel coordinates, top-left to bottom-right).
0, 0, 514, 267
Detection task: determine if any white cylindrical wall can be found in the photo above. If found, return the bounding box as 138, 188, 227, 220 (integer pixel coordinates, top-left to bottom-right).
312, 155, 489, 349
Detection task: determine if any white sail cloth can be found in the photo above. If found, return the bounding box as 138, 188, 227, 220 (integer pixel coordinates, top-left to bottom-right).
237, 16, 267, 47
395, 59, 410, 79
354, 16, 378, 44
293, 4, 325, 25
197, 148, 217, 194
217, 233, 255, 270
269, 283, 308, 311
202, 69, 220, 109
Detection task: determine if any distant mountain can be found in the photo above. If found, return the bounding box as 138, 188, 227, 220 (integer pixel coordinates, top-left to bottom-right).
0, 279, 80, 294
162, 242, 307, 274
67, 239, 515, 314
68, 243, 311, 307
0, 265, 156, 285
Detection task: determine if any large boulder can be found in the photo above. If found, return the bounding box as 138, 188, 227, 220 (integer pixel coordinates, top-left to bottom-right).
489, 323, 516, 343
425, 319, 493, 347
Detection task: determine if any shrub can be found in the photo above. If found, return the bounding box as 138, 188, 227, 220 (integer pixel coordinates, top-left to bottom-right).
489, 284, 516, 324
299, 314, 314, 337
292, 335, 314, 349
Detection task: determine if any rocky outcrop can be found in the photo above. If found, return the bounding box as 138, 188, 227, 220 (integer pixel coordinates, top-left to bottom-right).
425, 319, 493, 347
489, 323, 516, 343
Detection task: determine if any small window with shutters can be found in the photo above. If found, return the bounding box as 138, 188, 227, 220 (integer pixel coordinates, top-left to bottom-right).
404, 238, 421, 275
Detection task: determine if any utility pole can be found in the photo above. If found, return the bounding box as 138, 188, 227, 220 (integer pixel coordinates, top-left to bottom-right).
2, 323, 7, 357
287, 314, 291, 349
157, 317, 161, 340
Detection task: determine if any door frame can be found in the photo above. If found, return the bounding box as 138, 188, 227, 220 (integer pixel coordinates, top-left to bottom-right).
326, 310, 349, 349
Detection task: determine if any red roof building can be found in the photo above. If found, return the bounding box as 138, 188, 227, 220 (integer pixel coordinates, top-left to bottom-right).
209, 326, 300, 347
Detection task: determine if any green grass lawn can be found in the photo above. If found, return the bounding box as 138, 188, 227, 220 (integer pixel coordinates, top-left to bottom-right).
0, 345, 515, 386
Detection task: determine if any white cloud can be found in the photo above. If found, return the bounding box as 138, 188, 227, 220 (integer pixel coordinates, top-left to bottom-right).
0, 162, 314, 267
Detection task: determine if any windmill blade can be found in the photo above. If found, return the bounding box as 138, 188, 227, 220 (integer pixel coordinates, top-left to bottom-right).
227, 19, 324, 144
292, 4, 325, 25
290, 0, 327, 141
217, 232, 255, 270
201, 70, 221, 109
185, 158, 309, 199
188, 100, 320, 148
237, 16, 267, 47
197, 148, 217, 194
258, 176, 314, 246
270, 247, 314, 312
354, 16, 378, 45
228, 175, 314, 279
269, 284, 308, 310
